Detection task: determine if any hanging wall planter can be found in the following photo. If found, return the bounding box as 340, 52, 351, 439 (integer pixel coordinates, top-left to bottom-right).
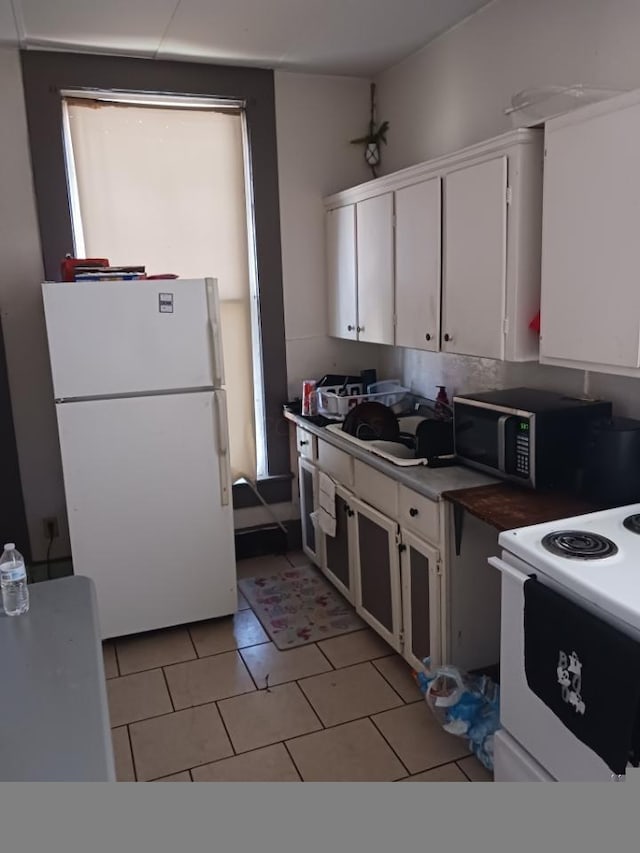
350, 83, 389, 179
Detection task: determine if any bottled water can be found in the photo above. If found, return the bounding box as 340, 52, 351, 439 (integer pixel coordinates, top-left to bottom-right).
0, 543, 29, 616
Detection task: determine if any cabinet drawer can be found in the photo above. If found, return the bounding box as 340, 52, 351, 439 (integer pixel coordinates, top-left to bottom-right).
354, 460, 398, 518
398, 486, 440, 544
296, 426, 316, 461
318, 440, 354, 486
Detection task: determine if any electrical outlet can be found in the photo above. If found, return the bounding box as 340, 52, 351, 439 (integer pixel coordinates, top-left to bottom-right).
43, 517, 59, 539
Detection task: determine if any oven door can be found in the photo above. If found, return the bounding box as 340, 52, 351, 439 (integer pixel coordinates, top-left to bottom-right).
454, 402, 534, 485
490, 554, 621, 781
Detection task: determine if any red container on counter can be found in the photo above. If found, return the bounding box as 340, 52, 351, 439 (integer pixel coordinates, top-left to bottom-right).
301, 380, 317, 416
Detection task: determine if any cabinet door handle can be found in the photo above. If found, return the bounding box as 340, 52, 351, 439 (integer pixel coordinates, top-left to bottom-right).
357, 326, 364, 333
347, 324, 355, 331
444, 333, 451, 342
409, 507, 419, 517
425, 333, 431, 341
300, 440, 309, 446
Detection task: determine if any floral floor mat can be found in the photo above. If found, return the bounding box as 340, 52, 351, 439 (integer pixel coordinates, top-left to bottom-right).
238, 565, 365, 649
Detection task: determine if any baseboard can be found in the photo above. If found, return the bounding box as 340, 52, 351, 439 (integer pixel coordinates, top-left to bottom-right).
28, 525, 303, 581
235, 520, 302, 560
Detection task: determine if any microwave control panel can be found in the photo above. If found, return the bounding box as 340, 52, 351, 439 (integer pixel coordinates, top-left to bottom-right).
514, 420, 530, 477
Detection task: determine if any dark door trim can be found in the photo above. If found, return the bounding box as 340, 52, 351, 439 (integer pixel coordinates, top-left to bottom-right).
20, 50, 289, 486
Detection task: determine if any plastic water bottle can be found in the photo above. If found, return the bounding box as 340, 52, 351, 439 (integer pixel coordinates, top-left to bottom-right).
0, 543, 29, 616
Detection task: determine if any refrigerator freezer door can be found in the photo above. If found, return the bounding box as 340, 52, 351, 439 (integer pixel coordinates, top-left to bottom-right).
56, 391, 236, 639
42, 278, 224, 399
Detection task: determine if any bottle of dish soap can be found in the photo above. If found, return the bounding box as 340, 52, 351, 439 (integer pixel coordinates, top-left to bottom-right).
435, 386, 450, 419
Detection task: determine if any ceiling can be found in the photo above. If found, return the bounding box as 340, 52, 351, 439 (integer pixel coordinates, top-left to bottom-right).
0, 0, 492, 76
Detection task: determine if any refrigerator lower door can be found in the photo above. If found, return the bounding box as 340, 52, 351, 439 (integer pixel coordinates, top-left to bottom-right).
56, 390, 236, 639
42, 278, 224, 399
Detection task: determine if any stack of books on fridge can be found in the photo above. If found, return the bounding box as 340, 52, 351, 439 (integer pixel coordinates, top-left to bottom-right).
73, 265, 146, 281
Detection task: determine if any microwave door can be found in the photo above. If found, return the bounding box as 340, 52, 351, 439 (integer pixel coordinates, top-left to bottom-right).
454, 405, 501, 469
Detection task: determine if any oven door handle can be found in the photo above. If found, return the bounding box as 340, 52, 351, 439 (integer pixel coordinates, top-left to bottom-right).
497, 415, 509, 473
488, 556, 531, 584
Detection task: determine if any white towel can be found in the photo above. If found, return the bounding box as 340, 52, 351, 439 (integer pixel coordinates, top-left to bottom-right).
318, 472, 337, 537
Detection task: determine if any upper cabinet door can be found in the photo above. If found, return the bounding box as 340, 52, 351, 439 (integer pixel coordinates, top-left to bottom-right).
356, 193, 394, 345
443, 157, 508, 359
326, 205, 357, 340
395, 178, 441, 351
541, 101, 640, 370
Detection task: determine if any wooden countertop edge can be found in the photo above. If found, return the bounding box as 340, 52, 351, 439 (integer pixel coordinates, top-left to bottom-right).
441, 482, 599, 533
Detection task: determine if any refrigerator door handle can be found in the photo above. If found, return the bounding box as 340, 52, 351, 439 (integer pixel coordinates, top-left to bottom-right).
206, 277, 225, 388
213, 390, 231, 506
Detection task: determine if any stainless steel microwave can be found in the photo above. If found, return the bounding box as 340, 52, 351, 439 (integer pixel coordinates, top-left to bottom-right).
453, 388, 612, 489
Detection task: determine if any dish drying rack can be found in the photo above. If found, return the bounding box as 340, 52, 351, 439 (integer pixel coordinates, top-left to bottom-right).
316, 380, 410, 419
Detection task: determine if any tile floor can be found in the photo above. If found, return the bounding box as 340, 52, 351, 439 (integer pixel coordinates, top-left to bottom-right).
104, 552, 493, 782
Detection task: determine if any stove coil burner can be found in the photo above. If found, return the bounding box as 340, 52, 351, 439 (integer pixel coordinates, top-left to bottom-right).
541, 531, 618, 560
623, 514, 640, 535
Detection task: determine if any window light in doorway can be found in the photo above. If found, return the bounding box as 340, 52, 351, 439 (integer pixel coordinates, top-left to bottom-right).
62, 93, 266, 481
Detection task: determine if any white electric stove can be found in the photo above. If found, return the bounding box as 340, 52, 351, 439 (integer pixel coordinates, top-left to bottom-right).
489, 503, 640, 782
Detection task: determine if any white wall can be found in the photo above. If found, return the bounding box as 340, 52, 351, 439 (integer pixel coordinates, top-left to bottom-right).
375, 0, 640, 416
234, 70, 390, 533
275, 70, 388, 398
0, 48, 70, 561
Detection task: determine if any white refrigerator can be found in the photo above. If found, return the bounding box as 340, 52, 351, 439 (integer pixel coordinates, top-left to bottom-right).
42, 278, 237, 639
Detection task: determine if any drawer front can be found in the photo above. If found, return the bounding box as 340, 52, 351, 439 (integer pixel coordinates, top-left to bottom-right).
296, 426, 316, 461
398, 485, 440, 544
354, 460, 398, 518
317, 440, 354, 486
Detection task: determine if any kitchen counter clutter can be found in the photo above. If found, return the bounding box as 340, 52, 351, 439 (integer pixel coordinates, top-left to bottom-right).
0, 576, 115, 781
285, 410, 497, 500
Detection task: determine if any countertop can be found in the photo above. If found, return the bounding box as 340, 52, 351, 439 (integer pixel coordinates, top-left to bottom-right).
442, 482, 599, 532
286, 410, 498, 500
0, 576, 116, 781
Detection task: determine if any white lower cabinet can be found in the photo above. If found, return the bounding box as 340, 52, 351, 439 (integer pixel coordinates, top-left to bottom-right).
298, 457, 322, 566
295, 426, 449, 666
399, 529, 442, 671
351, 495, 403, 652
321, 484, 356, 605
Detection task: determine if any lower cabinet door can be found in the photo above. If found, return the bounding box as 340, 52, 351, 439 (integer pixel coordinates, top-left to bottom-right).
352, 496, 402, 652
399, 529, 442, 671
299, 457, 322, 566
321, 485, 356, 604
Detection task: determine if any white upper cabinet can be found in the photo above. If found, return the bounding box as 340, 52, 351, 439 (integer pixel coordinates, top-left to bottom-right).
324, 129, 543, 362
395, 178, 441, 351
540, 92, 640, 375
326, 205, 357, 340
356, 193, 395, 345
442, 157, 507, 359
